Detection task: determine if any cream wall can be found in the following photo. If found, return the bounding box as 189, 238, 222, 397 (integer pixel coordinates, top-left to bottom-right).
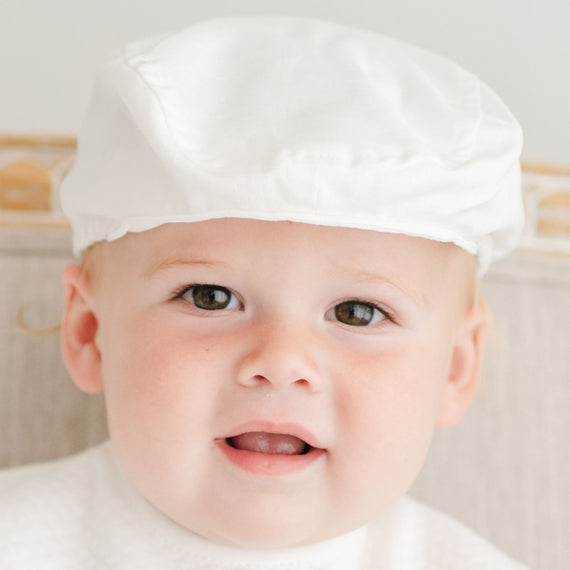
0, 0, 569, 162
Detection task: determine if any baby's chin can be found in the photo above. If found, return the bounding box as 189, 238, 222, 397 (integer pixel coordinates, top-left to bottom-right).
178, 512, 325, 550
195, 522, 343, 550
176, 500, 381, 551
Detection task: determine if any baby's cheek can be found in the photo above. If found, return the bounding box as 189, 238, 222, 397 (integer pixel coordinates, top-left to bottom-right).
100, 323, 172, 426
332, 347, 444, 488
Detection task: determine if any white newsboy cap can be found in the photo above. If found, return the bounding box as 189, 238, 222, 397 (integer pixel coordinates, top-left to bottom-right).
60, 16, 523, 273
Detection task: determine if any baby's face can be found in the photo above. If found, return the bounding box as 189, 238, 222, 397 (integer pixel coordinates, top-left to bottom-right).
66, 219, 484, 548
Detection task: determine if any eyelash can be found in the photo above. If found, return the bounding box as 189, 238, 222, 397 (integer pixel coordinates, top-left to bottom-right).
332, 299, 395, 326
171, 284, 243, 311
170, 284, 395, 326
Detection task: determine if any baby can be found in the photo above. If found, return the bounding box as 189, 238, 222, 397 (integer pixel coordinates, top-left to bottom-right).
1, 16, 529, 569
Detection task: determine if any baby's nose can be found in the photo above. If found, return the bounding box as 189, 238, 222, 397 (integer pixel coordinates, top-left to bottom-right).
235, 321, 325, 393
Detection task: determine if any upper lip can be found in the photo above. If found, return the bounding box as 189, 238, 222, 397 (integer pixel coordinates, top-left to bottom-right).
220, 420, 325, 450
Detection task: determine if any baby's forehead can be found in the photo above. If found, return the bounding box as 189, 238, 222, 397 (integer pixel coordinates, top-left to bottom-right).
111, 218, 459, 253
93, 219, 475, 290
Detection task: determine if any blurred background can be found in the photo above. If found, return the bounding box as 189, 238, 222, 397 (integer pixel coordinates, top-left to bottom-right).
1, 0, 569, 161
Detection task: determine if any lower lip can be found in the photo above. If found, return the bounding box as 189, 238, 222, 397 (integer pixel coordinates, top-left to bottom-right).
215, 439, 325, 476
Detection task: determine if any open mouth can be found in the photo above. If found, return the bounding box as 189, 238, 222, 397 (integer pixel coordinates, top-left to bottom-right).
226, 432, 313, 456
217, 428, 325, 475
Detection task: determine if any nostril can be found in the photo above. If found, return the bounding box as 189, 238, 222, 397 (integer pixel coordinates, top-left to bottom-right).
242, 375, 314, 390
251, 374, 270, 385
235, 349, 322, 391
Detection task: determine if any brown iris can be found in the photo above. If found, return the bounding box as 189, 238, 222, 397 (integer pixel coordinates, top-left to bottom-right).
334, 301, 377, 326
190, 285, 232, 310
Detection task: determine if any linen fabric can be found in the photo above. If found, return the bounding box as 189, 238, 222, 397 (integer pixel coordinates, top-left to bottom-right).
0, 442, 529, 569
60, 17, 524, 273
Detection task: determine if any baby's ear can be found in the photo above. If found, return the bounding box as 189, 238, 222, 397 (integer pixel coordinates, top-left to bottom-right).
60, 264, 104, 394
435, 303, 491, 429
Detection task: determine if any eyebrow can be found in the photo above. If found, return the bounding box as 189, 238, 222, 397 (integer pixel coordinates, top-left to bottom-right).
334, 265, 427, 306
143, 256, 426, 305
142, 257, 224, 279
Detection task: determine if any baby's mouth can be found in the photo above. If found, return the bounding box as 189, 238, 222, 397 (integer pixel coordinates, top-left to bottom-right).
226, 432, 312, 455
218, 427, 325, 475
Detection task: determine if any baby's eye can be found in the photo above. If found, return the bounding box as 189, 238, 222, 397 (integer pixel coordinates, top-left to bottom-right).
180, 284, 242, 311
332, 300, 387, 326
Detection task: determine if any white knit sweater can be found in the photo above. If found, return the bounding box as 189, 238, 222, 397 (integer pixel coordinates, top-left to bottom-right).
0, 442, 528, 569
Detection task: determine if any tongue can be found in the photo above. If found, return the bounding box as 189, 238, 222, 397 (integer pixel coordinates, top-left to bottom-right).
228, 432, 308, 455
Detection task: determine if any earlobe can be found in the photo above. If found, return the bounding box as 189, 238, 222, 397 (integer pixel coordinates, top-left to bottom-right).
435, 304, 490, 429
60, 264, 104, 394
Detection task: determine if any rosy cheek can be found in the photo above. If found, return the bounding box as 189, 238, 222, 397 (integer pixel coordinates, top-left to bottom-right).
333, 342, 445, 436
115, 315, 239, 409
